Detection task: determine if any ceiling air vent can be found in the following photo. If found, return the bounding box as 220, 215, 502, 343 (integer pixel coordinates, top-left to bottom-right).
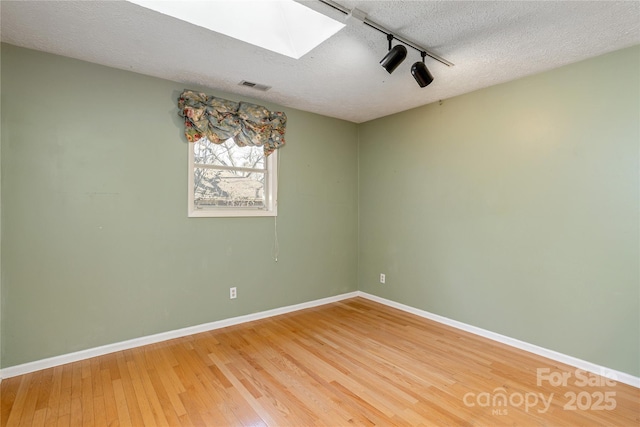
238, 80, 271, 92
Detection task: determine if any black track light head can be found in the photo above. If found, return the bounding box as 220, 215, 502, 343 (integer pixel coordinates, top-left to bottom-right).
380, 34, 407, 74
411, 52, 434, 88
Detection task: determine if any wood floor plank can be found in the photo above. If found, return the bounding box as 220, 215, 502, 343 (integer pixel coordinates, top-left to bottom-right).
43, 366, 63, 427
68, 397, 82, 427
0, 377, 21, 427
210, 358, 281, 426
99, 368, 119, 426
54, 414, 69, 427
17, 370, 43, 426
125, 360, 159, 427
146, 367, 184, 426
171, 358, 234, 426
54, 367, 72, 423
31, 408, 47, 427
2, 297, 639, 426
111, 378, 132, 427
114, 352, 144, 426
80, 376, 94, 427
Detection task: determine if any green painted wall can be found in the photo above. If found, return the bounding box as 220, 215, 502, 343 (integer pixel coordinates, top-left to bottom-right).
0, 44, 358, 367
358, 46, 640, 376
0, 45, 3, 373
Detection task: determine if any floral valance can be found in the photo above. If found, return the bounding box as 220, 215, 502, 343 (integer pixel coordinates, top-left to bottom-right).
178, 90, 286, 156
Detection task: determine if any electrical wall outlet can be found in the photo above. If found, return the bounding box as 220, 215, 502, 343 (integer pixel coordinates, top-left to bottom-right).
380, 273, 386, 284
230, 287, 237, 299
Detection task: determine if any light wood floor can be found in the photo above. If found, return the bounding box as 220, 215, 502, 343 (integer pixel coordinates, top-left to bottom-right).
1, 298, 638, 426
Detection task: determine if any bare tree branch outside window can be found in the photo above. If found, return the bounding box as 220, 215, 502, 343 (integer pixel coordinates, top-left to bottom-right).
193, 138, 267, 208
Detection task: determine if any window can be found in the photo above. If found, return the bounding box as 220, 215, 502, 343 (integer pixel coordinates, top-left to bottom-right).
188, 138, 278, 217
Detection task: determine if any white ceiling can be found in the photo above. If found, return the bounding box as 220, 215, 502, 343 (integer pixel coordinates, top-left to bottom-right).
1, 0, 639, 123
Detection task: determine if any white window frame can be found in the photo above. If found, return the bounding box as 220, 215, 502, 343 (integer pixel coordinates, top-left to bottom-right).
188, 140, 278, 217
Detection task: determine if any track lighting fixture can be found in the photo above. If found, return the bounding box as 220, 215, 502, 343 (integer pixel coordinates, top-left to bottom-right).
381, 36, 433, 87
411, 51, 434, 88
380, 34, 407, 74
318, 0, 454, 89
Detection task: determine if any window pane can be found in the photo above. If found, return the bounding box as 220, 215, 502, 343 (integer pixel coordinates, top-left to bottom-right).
194, 167, 266, 208
194, 138, 265, 170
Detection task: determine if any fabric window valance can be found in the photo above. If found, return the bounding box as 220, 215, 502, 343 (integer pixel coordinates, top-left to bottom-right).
178, 90, 286, 156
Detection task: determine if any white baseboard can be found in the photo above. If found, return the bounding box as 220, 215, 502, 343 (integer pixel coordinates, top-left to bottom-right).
2, 290, 638, 389
356, 291, 640, 389
0, 291, 359, 380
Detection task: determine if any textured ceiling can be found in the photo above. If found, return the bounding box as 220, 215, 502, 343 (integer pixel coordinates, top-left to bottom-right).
1, 0, 639, 123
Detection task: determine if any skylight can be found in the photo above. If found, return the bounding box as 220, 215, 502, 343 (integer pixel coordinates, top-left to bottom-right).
128, 0, 345, 59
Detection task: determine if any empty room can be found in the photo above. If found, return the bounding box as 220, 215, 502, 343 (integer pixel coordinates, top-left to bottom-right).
1, 0, 639, 425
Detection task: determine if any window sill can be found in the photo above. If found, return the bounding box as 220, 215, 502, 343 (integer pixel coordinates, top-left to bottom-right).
188, 208, 278, 218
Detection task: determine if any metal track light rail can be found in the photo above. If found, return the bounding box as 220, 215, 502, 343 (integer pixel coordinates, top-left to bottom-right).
318, 0, 454, 67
